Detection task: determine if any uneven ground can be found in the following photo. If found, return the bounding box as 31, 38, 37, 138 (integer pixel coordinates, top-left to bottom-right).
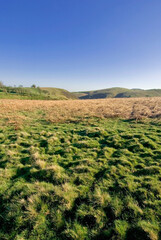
0, 98, 161, 239
1, 98, 161, 126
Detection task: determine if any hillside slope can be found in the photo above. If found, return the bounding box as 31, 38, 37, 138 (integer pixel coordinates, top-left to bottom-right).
74, 87, 161, 99
0, 86, 76, 100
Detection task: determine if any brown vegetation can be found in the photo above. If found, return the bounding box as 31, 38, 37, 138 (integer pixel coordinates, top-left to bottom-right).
1, 97, 161, 125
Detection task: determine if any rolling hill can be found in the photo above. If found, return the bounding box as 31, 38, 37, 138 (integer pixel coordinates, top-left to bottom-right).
0, 86, 76, 100
74, 87, 161, 99
2, 86, 161, 100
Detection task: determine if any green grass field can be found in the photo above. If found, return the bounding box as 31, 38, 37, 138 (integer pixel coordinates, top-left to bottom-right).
0, 111, 161, 239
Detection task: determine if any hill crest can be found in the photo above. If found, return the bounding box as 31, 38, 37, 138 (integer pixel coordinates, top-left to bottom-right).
0, 86, 76, 100
73, 87, 161, 99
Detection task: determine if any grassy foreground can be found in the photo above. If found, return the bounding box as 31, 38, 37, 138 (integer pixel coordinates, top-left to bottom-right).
0, 108, 161, 240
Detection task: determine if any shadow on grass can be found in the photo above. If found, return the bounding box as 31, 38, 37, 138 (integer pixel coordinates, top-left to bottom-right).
0, 160, 7, 168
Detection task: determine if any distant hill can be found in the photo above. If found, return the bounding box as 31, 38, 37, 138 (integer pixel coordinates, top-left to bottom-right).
73, 87, 161, 99
2, 86, 161, 100
0, 86, 76, 100
40, 87, 76, 100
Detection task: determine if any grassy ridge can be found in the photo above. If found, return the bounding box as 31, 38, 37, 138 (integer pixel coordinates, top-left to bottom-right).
0, 86, 76, 100
74, 87, 161, 99
2, 86, 161, 100
0, 110, 161, 239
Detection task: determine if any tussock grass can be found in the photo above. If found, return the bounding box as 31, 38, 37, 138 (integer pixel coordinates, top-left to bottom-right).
1, 98, 161, 127
0, 100, 161, 239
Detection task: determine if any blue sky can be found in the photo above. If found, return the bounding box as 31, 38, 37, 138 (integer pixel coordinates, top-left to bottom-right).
0, 0, 161, 91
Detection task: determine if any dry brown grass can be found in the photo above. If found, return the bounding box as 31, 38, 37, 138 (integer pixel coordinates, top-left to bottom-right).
1, 98, 161, 125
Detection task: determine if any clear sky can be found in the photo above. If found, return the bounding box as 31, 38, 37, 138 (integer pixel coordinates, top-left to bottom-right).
0, 0, 161, 91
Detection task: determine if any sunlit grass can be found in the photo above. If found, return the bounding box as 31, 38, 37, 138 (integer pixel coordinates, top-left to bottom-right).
0, 100, 161, 239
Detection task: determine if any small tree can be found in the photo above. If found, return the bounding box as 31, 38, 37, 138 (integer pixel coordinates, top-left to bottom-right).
31, 84, 36, 88
0, 81, 4, 87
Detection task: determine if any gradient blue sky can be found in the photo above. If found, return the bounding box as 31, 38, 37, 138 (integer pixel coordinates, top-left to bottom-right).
0, 0, 161, 91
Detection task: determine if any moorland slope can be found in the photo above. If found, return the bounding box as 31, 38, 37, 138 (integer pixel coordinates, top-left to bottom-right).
74, 87, 161, 99
0, 86, 76, 100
